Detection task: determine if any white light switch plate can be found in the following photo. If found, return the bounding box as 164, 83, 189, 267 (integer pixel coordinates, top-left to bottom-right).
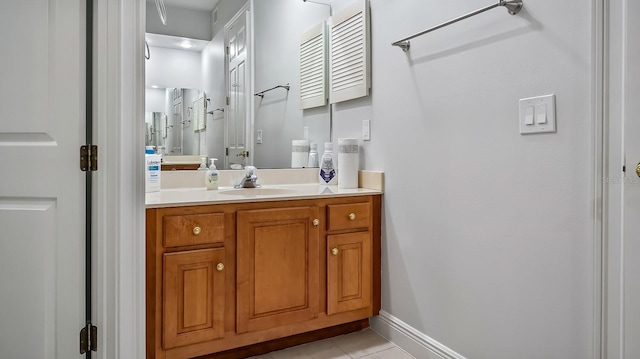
362, 120, 371, 141
519, 94, 556, 134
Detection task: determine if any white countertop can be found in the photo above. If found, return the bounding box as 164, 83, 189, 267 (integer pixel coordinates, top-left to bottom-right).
146, 183, 382, 209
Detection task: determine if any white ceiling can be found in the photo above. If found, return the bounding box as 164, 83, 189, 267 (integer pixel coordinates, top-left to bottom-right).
145, 33, 210, 52
146, 0, 219, 12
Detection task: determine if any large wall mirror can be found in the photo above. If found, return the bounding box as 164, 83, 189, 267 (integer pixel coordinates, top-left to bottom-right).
145, 0, 332, 169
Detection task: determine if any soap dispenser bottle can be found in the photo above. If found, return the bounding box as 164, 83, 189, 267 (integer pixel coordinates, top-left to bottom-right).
197, 157, 208, 171
205, 158, 219, 190
319, 142, 337, 185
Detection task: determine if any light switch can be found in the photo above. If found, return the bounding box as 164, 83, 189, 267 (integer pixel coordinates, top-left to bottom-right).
535, 104, 547, 124
524, 106, 535, 125
256, 130, 263, 144
519, 94, 556, 134
362, 119, 371, 141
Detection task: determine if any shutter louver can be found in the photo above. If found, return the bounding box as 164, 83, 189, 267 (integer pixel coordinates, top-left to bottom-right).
194, 95, 206, 131
329, 0, 370, 104
300, 22, 327, 109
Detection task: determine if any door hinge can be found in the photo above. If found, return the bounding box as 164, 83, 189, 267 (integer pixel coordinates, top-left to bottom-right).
226, 96, 230, 105
80, 145, 98, 172
79, 323, 97, 354
225, 147, 229, 156
226, 46, 229, 55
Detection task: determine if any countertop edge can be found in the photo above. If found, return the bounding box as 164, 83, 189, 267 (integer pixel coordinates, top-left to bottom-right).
145, 185, 383, 209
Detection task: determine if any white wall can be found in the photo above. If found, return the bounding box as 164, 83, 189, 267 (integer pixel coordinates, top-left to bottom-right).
145, 46, 202, 89
252, 0, 331, 168
145, 88, 166, 112
330, 0, 594, 358
200, 39, 226, 160
146, 2, 212, 41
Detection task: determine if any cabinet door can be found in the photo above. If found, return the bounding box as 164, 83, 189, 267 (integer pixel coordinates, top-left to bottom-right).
237, 206, 320, 333
327, 232, 372, 315
163, 248, 226, 349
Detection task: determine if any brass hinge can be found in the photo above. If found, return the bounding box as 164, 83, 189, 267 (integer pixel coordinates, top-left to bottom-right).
79, 323, 97, 354
80, 145, 98, 172
226, 96, 230, 105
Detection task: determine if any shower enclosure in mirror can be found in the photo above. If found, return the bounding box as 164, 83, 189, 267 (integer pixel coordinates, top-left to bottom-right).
145, 87, 207, 156
145, 0, 332, 169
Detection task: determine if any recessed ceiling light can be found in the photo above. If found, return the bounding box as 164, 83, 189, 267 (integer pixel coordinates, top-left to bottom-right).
179, 41, 193, 49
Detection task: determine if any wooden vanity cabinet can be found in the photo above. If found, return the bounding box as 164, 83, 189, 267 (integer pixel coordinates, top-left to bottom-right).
236, 206, 320, 333
147, 207, 236, 359
146, 195, 381, 359
163, 248, 226, 349
326, 201, 376, 316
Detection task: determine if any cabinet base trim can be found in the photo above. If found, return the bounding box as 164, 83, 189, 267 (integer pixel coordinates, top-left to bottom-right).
371, 311, 466, 359
193, 319, 369, 359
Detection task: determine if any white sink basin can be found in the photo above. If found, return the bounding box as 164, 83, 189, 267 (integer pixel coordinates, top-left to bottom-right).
219, 188, 300, 196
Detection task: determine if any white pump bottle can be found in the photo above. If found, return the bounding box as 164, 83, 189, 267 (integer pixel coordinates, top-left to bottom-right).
205, 158, 219, 190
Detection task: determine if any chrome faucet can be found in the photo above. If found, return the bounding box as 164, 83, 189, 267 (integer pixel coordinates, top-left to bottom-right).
234, 166, 260, 188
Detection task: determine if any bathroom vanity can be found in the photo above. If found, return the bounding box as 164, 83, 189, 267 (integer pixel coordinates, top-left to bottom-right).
146, 184, 382, 359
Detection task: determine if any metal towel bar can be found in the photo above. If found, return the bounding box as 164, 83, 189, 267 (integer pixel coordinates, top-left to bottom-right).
255, 84, 290, 98
392, 0, 523, 52
207, 108, 224, 114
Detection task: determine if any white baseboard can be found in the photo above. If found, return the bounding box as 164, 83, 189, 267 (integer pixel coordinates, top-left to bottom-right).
370, 311, 466, 359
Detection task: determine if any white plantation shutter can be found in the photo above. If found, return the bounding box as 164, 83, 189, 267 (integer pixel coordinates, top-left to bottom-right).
194, 95, 207, 131
300, 22, 328, 109
329, 0, 370, 104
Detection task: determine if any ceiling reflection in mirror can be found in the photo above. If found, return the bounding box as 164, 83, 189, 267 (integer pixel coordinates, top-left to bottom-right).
145, 0, 332, 169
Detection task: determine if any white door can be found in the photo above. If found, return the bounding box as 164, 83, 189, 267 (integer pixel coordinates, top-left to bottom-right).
622, 0, 640, 356
225, 7, 251, 169
0, 1, 85, 358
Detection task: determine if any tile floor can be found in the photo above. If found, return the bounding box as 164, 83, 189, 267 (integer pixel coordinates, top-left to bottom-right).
248, 329, 415, 359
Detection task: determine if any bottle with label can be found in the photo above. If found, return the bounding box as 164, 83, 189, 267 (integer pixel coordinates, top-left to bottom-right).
308, 143, 318, 168
205, 158, 219, 190
319, 142, 337, 185
145, 146, 161, 193
197, 157, 208, 171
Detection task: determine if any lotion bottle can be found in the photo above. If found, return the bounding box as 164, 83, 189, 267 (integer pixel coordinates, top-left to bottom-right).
145, 146, 161, 193
205, 158, 219, 190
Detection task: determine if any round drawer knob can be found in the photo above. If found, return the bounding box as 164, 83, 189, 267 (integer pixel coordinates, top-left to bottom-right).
348, 213, 356, 221
313, 219, 320, 227
216, 263, 224, 271
331, 248, 339, 256
193, 226, 202, 235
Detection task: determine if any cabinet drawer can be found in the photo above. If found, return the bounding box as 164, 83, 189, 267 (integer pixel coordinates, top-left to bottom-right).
327, 202, 371, 231
163, 213, 225, 248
